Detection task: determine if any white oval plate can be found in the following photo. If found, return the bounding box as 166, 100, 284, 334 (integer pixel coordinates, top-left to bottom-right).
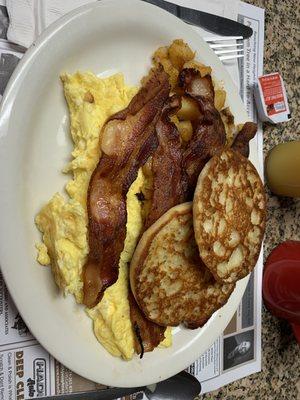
0, 0, 256, 388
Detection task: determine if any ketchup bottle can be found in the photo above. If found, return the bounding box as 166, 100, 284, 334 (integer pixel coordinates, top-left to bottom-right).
263, 241, 300, 343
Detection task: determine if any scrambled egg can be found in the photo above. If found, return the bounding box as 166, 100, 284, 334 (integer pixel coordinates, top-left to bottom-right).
35, 72, 136, 303
35, 193, 87, 301
35, 71, 171, 359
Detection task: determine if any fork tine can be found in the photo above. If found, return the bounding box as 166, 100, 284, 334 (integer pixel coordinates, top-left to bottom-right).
219, 54, 244, 61
210, 43, 243, 49
203, 36, 245, 62
203, 36, 243, 42
214, 48, 244, 55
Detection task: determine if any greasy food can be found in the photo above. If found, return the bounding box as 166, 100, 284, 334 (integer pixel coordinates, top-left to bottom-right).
143, 95, 187, 230
35, 38, 262, 360
35, 72, 138, 305
193, 149, 266, 284
130, 203, 235, 328
179, 69, 227, 196
128, 291, 165, 357
129, 94, 185, 354
83, 67, 170, 308
231, 122, 257, 158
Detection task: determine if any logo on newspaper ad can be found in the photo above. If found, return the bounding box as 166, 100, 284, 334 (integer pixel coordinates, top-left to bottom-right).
27, 358, 47, 397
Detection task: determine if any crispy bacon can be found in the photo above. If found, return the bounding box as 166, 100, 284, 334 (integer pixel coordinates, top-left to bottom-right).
143, 94, 187, 230
82, 67, 170, 308
179, 69, 227, 197
128, 290, 165, 357
231, 121, 257, 158
129, 94, 188, 354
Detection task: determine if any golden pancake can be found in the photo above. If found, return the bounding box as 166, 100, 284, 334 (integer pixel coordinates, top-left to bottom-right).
193, 149, 266, 284
130, 203, 234, 328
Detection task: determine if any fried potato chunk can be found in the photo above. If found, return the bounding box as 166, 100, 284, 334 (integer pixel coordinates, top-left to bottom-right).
152, 40, 195, 88
168, 39, 195, 70
214, 89, 226, 111
176, 120, 193, 142
151, 40, 237, 151
183, 60, 212, 77
177, 96, 201, 121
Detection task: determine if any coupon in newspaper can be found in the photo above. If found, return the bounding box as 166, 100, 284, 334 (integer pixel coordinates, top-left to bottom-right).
0, 1, 264, 398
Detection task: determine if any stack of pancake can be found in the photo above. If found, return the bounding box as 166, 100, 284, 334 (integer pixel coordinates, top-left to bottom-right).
130, 148, 265, 329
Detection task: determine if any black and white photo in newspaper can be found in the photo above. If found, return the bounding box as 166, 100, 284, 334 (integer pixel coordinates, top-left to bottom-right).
0, 0, 9, 41
0, 0, 24, 100
0, 40, 23, 98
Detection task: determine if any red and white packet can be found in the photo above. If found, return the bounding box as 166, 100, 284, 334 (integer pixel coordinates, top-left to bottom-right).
254, 73, 291, 123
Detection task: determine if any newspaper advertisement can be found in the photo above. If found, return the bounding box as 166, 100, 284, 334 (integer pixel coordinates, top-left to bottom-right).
0, 1, 264, 398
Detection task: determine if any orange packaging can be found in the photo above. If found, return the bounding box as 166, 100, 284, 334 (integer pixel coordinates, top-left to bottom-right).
254, 73, 291, 123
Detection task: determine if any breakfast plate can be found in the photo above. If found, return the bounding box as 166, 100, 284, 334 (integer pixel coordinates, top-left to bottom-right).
0, 0, 258, 387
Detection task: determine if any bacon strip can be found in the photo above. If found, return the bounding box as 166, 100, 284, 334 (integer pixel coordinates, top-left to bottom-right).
129, 94, 187, 355
179, 69, 227, 197
143, 95, 187, 230
231, 121, 257, 158
82, 67, 170, 308
128, 290, 165, 357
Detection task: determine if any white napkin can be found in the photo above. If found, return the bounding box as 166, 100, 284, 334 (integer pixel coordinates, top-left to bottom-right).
6, 0, 239, 49
6, 0, 96, 48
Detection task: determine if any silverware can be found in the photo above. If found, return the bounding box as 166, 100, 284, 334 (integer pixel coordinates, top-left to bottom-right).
37, 371, 201, 400
204, 36, 244, 61
142, 0, 253, 39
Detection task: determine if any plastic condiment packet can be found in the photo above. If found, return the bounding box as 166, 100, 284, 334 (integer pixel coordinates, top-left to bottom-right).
254, 73, 291, 123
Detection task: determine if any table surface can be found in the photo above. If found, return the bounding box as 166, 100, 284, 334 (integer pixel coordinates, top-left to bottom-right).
199, 0, 300, 398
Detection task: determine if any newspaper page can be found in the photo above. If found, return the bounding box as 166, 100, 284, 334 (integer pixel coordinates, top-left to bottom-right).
0, 1, 264, 399
0, 0, 23, 101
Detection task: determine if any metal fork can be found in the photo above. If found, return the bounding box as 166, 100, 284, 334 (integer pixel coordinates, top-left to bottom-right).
204, 36, 244, 61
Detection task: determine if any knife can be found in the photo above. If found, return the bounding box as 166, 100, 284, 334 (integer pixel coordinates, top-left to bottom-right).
142, 0, 253, 39
37, 371, 201, 400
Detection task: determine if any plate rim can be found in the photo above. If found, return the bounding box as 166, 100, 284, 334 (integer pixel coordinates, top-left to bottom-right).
0, 0, 252, 387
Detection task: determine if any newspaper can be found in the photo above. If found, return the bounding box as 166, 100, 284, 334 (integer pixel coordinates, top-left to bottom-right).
0, 0, 23, 101
0, 1, 264, 398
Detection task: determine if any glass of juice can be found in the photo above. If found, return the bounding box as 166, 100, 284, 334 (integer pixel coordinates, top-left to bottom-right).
266, 141, 300, 197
